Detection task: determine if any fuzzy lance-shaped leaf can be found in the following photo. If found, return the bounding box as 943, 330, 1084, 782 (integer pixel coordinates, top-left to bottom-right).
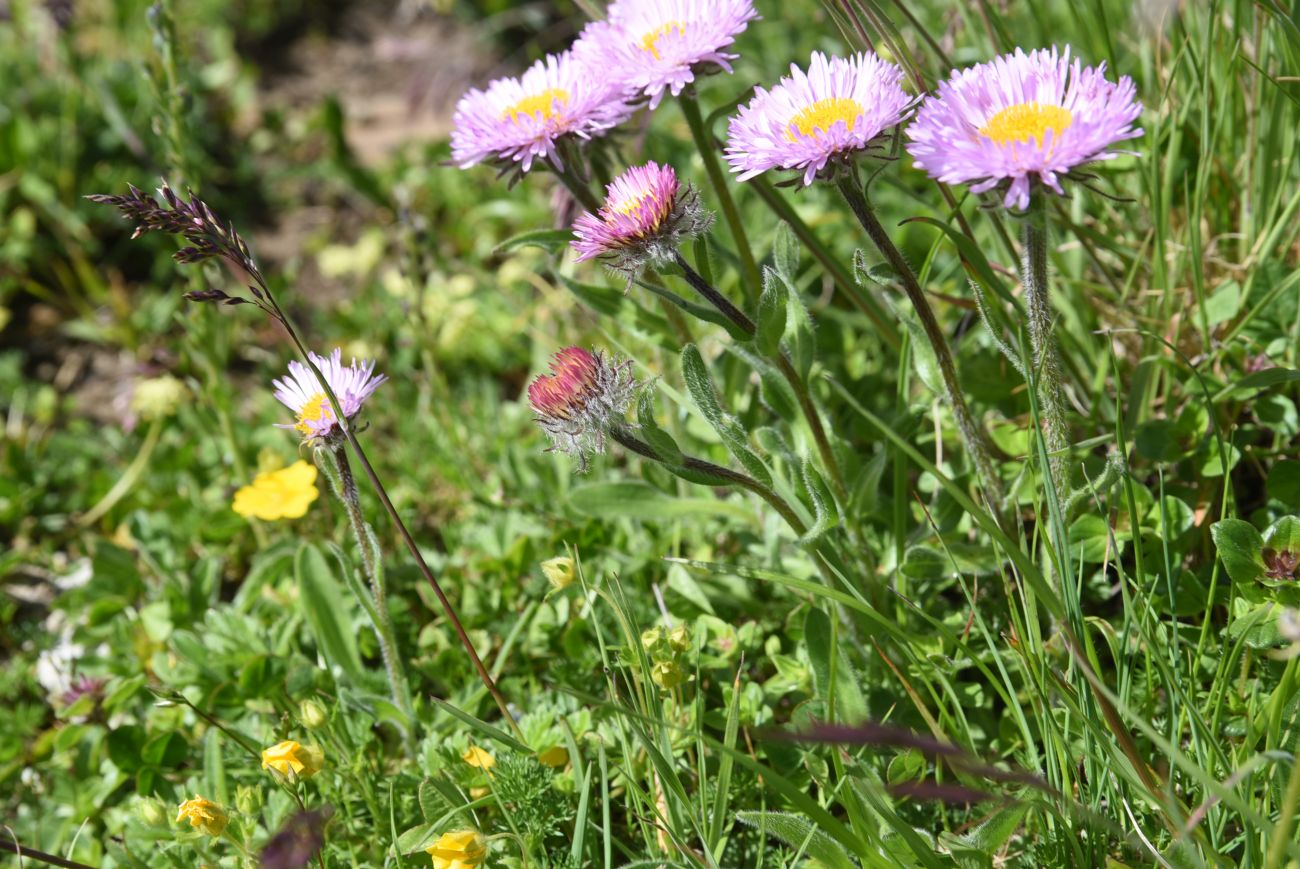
1211, 519, 1267, 584
294, 542, 366, 685
773, 221, 800, 282
784, 277, 817, 382
797, 459, 838, 546
494, 228, 573, 254
804, 607, 867, 723
756, 267, 789, 357
735, 810, 857, 869
637, 389, 684, 466
569, 481, 758, 525
727, 345, 798, 423
681, 344, 773, 487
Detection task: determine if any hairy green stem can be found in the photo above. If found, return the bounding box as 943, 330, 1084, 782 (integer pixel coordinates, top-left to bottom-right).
672, 252, 848, 505
834, 175, 1004, 518
323, 444, 415, 729
1022, 195, 1070, 490
679, 91, 762, 303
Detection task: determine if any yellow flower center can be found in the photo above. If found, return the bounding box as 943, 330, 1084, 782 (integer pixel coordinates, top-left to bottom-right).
502, 88, 570, 123
611, 189, 653, 217
978, 102, 1073, 146
640, 21, 686, 59
787, 97, 863, 140
295, 392, 331, 434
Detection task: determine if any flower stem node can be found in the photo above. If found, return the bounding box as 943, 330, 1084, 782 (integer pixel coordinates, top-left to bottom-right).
528, 347, 636, 471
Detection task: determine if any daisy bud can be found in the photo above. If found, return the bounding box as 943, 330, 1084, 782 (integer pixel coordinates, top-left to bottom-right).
571, 161, 712, 282
528, 347, 636, 471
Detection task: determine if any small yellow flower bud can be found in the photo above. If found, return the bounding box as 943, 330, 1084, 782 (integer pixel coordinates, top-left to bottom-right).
261, 740, 325, 780
537, 745, 569, 768
667, 624, 691, 654
426, 828, 488, 868
651, 659, 686, 691
541, 556, 576, 591
235, 784, 262, 815
138, 797, 166, 827
461, 744, 495, 770
299, 698, 328, 730
176, 796, 228, 837
641, 626, 664, 654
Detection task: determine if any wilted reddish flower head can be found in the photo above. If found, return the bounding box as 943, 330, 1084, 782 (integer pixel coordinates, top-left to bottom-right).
528, 347, 635, 470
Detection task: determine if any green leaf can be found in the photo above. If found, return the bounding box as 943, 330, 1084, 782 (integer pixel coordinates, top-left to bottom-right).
637, 389, 684, 466
681, 344, 773, 487
773, 222, 800, 281
1264, 516, 1300, 555
106, 725, 146, 774
569, 481, 756, 525
1219, 367, 1300, 399
494, 227, 574, 254
968, 802, 1031, 852
735, 811, 857, 869
756, 267, 789, 357
1268, 461, 1300, 508
294, 542, 366, 684
1211, 519, 1266, 584
397, 823, 440, 854
804, 608, 868, 723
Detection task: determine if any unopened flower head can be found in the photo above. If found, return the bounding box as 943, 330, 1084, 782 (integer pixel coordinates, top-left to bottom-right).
261, 740, 325, 781
426, 829, 488, 869
451, 51, 634, 173
726, 51, 913, 186
232, 460, 319, 521
273, 348, 386, 443
176, 796, 228, 837
131, 375, 187, 421
541, 555, 577, 591
571, 161, 712, 279
906, 46, 1143, 210
574, 0, 758, 108
528, 347, 635, 471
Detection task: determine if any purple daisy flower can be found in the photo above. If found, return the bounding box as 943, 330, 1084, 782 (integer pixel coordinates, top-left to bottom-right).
571, 161, 712, 277
573, 0, 758, 109
450, 51, 634, 173
725, 51, 913, 186
273, 349, 387, 442
906, 46, 1143, 210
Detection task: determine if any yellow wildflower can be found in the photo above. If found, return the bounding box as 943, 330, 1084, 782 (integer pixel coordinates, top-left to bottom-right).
461, 745, 495, 770
541, 556, 576, 591
261, 740, 325, 780
176, 796, 228, 837
232, 461, 319, 520
426, 829, 488, 869
537, 745, 568, 768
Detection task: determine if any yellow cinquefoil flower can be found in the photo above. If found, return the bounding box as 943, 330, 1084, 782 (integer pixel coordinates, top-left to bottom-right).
461, 745, 495, 770
426, 829, 488, 868
232, 461, 319, 520
176, 796, 228, 837
537, 745, 568, 768
261, 740, 325, 780
541, 556, 576, 591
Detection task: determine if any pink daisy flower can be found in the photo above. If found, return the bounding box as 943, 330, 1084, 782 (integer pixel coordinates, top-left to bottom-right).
906, 46, 1143, 210
450, 51, 635, 173
273, 349, 387, 442
573, 0, 758, 108
725, 51, 913, 186
571, 161, 712, 277
528, 347, 636, 470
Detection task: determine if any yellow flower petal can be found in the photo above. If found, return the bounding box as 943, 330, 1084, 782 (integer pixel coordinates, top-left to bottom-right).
176, 796, 228, 837
261, 740, 324, 779
461, 745, 495, 770
232, 461, 319, 521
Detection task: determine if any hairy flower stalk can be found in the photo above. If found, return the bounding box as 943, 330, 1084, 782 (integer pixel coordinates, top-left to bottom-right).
836, 175, 1004, 515
1022, 197, 1070, 489
315, 442, 414, 729
90, 183, 525, 740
